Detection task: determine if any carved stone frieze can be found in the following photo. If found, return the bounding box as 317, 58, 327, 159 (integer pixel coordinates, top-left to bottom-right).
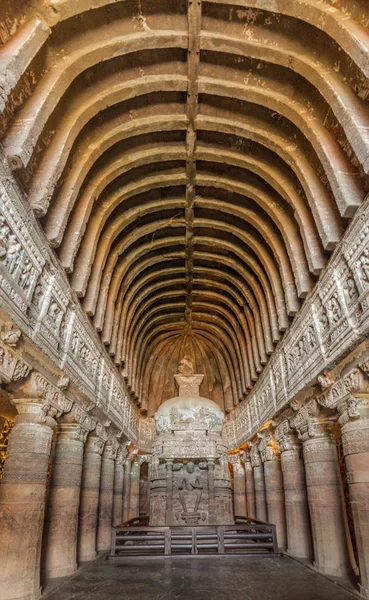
0, 161, 140, 443
222, 196, 369, 449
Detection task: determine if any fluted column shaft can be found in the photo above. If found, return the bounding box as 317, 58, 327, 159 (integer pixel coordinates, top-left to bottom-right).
113, 450, 125, 526
128, 460, 140, 520
251, 447, 267, 522
78, 435, 105, 562
43, 418, 86, 579
301, 418, 350, 577
340, 397, 369, 597
97, 442, 117, 552
243, 453, 256, 519
0, 400, 56, 600
122, 458, 131, 522
278, 434, 313, 559
260, 443, 287, 551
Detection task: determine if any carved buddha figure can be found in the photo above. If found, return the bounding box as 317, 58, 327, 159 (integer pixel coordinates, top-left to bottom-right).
178, 462, 203, 514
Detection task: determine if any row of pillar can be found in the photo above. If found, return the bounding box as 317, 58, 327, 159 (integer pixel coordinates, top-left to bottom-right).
0, 399, 140, 600
232, 396, 369, 598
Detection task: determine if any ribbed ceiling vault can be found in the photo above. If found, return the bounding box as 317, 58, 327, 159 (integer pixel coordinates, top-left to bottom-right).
1, 0, 369, 415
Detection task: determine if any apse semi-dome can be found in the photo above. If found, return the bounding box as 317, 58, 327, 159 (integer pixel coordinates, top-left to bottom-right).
155, 371, 224, 436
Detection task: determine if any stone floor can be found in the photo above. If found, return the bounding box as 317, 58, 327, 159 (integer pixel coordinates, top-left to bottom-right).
43, 555, 358, 600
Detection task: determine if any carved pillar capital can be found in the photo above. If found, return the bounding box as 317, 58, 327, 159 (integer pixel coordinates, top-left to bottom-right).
11, 398, 58, 430
290, 398, 336, 442
0, 333, 31, 384
10, 371, 74, 431
71, 403, 96, 434
103, 440, 118, 461
85, 434, 106, 456
258, 434, 280, 463
316, 367, 369, 414
274, 419, 301, 453
249, 444, 262, 468
116, 445, 129, 465
338, 395, 369, 426
228, 453, 243, 472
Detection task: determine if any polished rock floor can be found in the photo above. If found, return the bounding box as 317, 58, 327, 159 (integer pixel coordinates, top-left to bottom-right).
43, 555, 358, 600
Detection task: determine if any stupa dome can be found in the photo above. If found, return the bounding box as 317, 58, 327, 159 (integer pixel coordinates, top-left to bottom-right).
155, 358, 224, 435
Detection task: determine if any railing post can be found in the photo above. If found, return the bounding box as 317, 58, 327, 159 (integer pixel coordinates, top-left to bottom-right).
110, 528, 116, 556
271, 524, 278, 554
218, 527, 225, 554
164, 528, 171, 555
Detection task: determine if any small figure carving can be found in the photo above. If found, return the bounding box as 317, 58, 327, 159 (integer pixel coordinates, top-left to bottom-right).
6, 234, 21, 274
356, 248, 369, 285
1, 325, 21, 347
317, 373, 333, 390
178, 462, 203, 514
178, 355, 194, 376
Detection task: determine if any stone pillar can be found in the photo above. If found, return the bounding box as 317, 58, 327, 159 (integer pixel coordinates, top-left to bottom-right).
250, 445, 267, 522
242, 450, 256, 519
339, 395, 369, 597
78, 434, 105, 562
259, 435, 287, 551
43, 416, 87, 579
0, 399, 56, 600
165, 458, 174, 525
113, 447, 126, 526
293, 403, 350, 577
208, 458, 216, 524
230, 454, 247, 518
128, 459, 140, 520
275, 425, 313, 559
122, 457, 131, 522
97, 441, 117, 552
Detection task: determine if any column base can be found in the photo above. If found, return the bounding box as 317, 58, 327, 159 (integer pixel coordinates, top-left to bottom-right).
45, 564, 78, 579
79, 553, 97, 563
286, 549, 312, 561
0, 586, 42, 600
313, 561, 350, 578
359, 584, 369, 599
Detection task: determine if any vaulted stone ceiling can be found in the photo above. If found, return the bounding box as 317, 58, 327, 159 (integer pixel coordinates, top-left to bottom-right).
1, 0, 369, 415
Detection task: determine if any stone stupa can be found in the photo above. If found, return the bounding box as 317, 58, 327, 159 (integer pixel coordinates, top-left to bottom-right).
149, 357, 234, 526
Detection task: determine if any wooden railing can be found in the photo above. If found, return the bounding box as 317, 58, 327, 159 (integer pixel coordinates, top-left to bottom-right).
110, 520, 279, 558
